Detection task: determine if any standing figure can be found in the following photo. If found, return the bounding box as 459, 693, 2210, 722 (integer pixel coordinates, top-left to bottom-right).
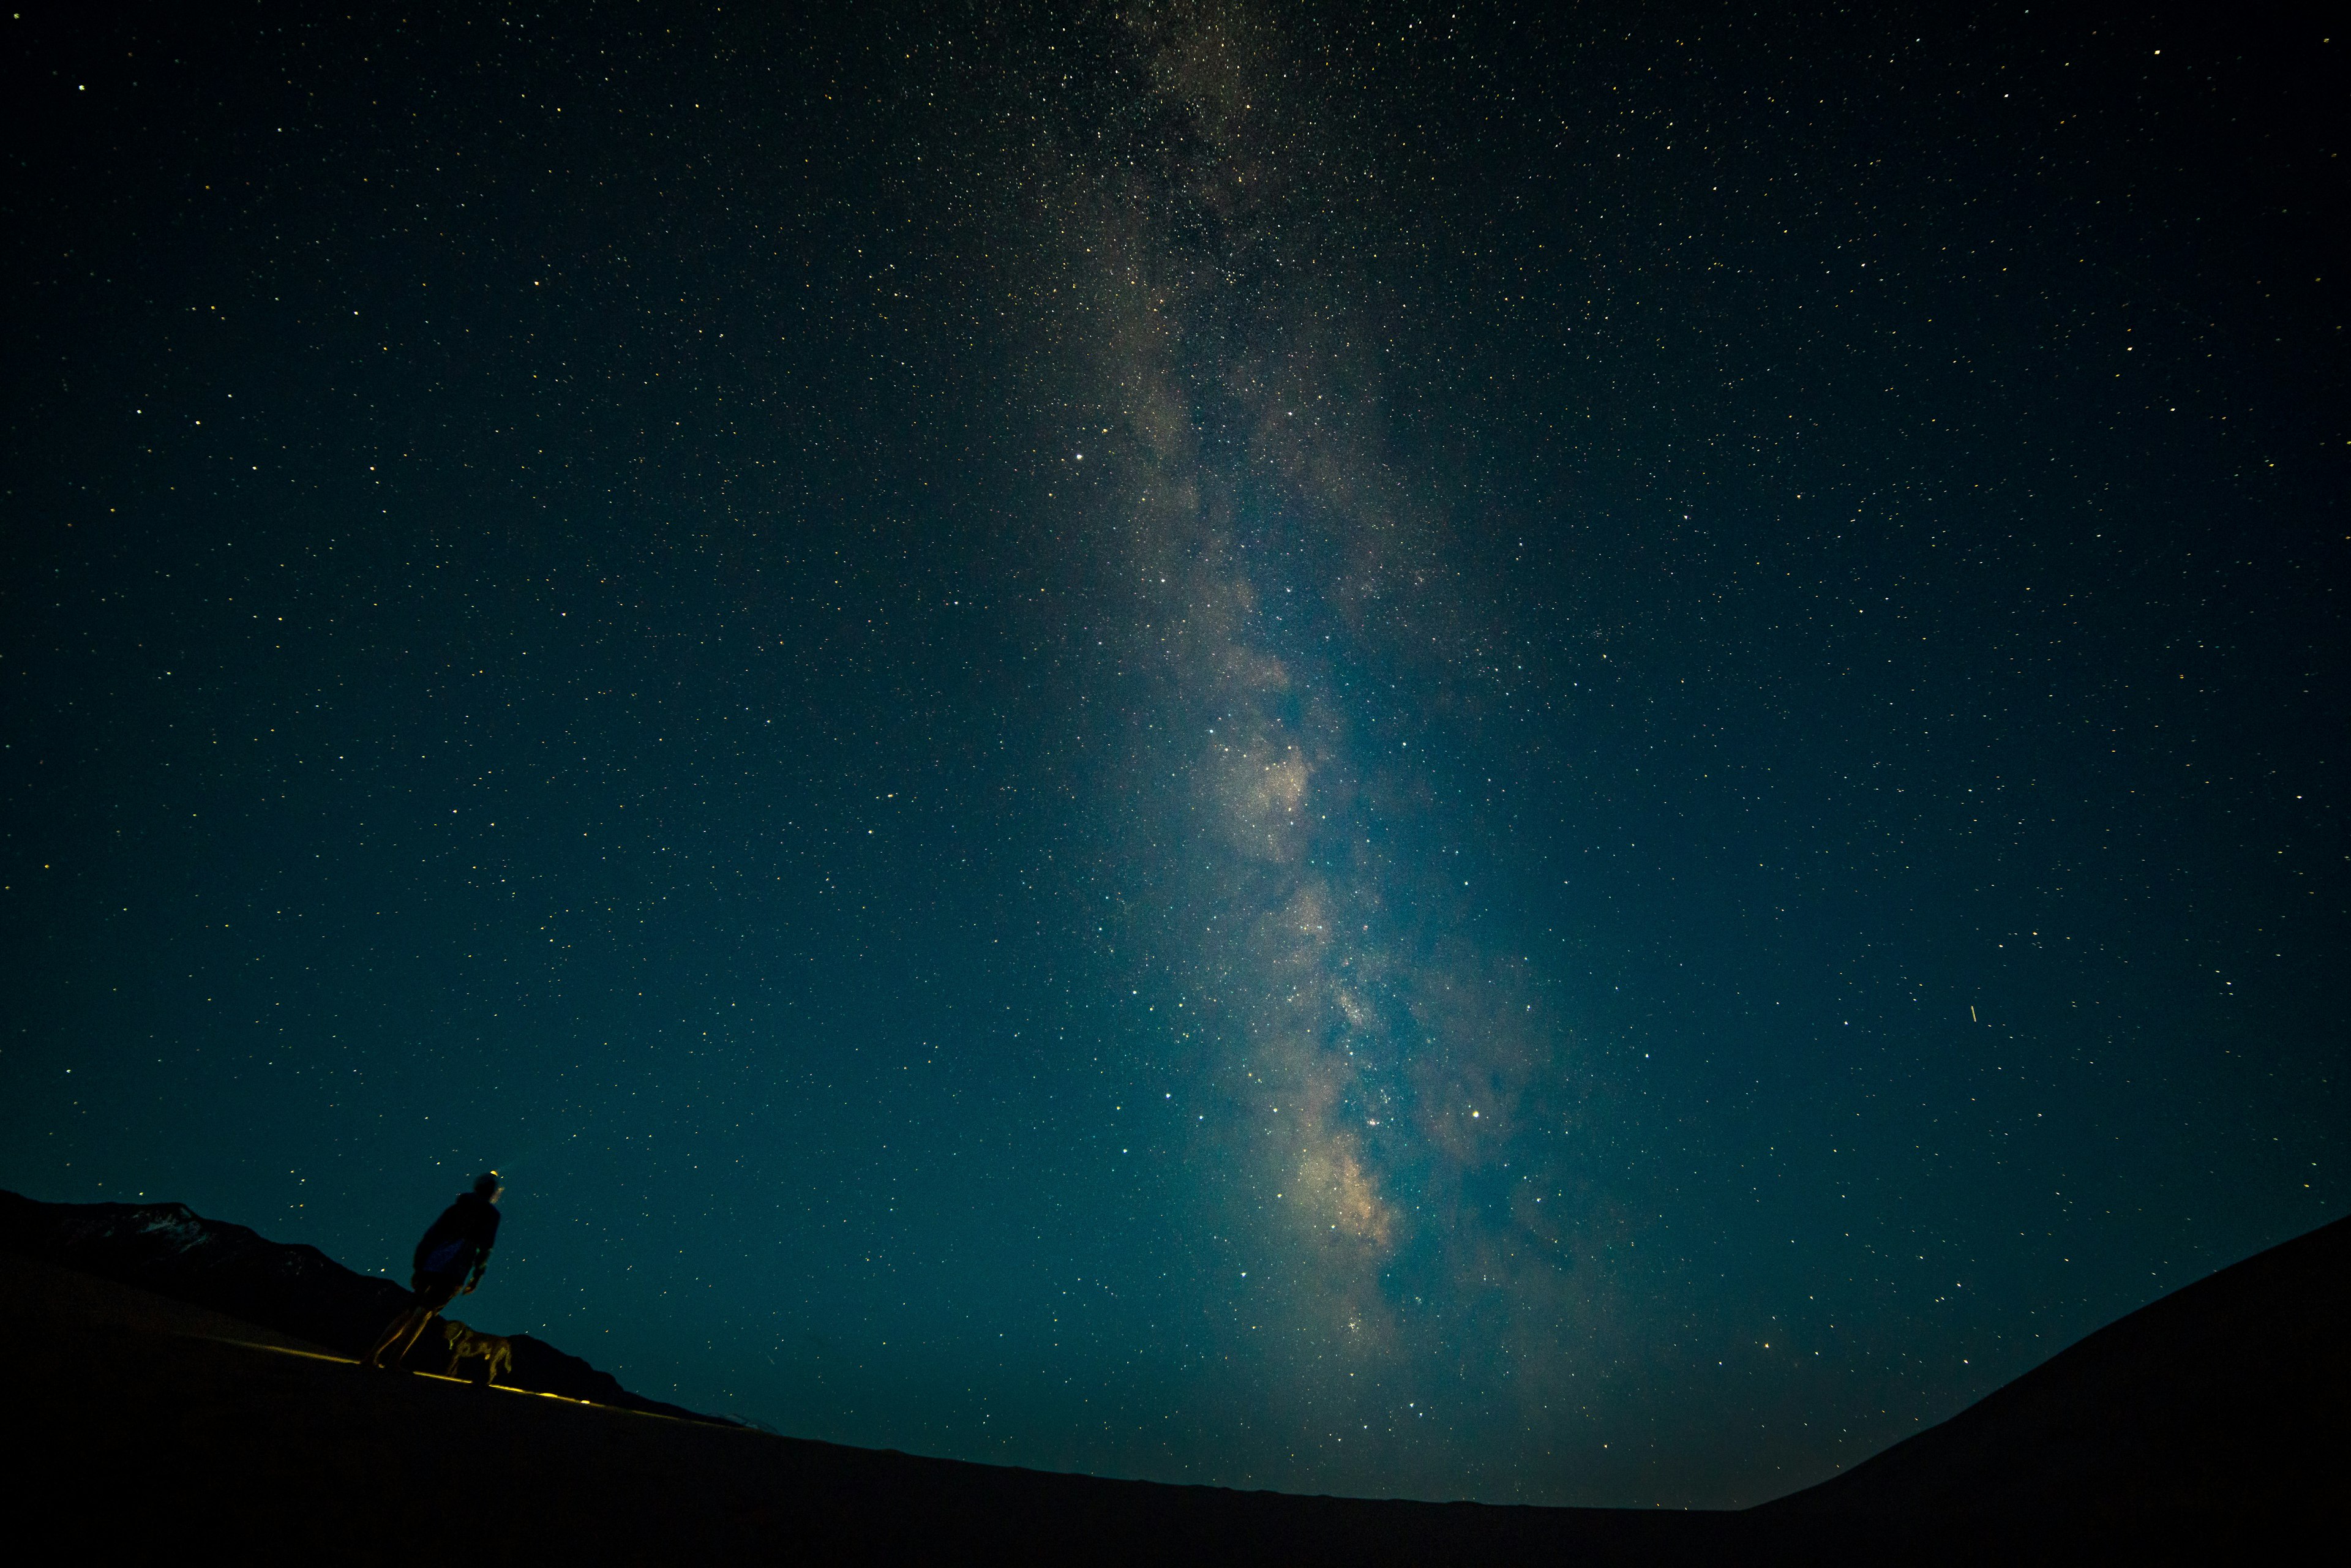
366, 1171, 503, 1371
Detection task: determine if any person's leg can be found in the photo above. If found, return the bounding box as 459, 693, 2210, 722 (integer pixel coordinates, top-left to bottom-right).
366, 1305, 422, 1368
390, 1305, 441, 1366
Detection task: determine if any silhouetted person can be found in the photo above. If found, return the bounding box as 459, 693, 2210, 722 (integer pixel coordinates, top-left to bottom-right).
367, 1171, 503, 1371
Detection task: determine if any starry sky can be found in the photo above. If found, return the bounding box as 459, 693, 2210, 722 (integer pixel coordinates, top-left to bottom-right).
3, 1, 2342, 1509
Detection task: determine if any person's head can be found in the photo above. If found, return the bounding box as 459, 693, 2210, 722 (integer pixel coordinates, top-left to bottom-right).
473, 1171, 503, 1204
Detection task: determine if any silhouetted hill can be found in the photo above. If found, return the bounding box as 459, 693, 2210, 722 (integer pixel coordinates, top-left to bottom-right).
0, 1189, 721, 1423
5, 1191, 2342, 1560
1763, 1212, 2351, 1520
6, 1248, 1756, 1564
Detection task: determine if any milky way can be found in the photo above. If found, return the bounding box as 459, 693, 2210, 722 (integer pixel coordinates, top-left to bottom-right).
964, 4, 1633, 1477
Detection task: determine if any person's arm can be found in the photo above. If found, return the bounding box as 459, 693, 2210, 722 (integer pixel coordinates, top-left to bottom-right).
463, 1245, 492, 1293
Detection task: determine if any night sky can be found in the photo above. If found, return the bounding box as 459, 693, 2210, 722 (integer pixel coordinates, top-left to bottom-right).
4, 2, 2342, 1509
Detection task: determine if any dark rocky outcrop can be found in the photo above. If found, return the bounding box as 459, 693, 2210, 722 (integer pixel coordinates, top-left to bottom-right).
0, 1189, 725, 1424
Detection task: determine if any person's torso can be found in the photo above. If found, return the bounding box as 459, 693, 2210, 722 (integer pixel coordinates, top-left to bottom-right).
413, 1194, 500, 1275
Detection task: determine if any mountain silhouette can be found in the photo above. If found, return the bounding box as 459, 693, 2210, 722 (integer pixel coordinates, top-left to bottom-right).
0, 1189, 721, 1422
5, 1191, 2342, 1560
1760, 1210, 2349, 1521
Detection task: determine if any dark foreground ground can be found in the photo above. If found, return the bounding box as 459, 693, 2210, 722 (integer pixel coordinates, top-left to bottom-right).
7, 1212, 2346, 1562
